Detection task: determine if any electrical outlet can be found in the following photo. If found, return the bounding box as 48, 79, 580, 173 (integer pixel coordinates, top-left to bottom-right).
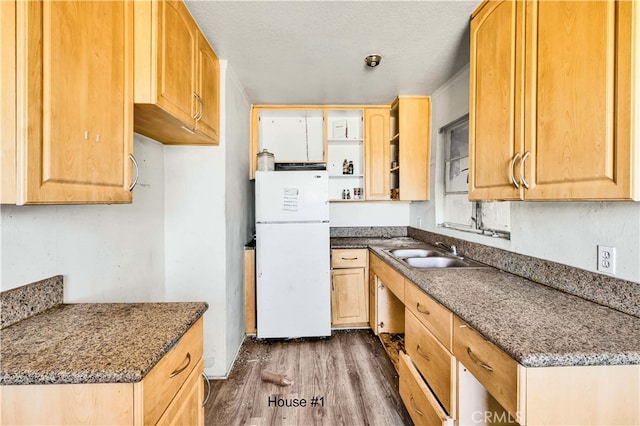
597, 245, 616, 274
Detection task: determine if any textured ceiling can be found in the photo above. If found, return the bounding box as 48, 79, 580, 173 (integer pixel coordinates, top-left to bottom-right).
185, 1, 481, 105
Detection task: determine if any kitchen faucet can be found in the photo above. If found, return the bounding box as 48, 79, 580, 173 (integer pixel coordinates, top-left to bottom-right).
435, 242, 458, 257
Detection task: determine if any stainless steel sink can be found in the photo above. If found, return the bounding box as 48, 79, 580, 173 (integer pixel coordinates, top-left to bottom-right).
388, 248, 441, 258
386, 246, 488, 269
404, 256, 470, 268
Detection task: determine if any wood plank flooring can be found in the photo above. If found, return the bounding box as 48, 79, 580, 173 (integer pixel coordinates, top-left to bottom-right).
205, 330, 412, 426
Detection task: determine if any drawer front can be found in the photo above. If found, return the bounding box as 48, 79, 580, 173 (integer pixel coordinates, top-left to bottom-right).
143, 318, 204, 425
156, 358, 204, 426
399, 351, 454, 426
331, 249, 368, 268
370, 252, 404, 302
405, 310, 455, 415
453, 317, 518, 418
405, 281, 452, 349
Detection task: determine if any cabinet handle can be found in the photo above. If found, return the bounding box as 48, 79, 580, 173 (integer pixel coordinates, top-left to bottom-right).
192, 93, 200, 120
409, 395, 424, 416
341, 257, 358, 260
129, 154, 139, 191
196, 94, 204, 121
202, 372, 211, 406
416, 345, 430, 361
416, 302, 430, 315
169, 352, 191, 378
520, 151, 530, 189
509, 152, 521, 189
466, 347, 494, 372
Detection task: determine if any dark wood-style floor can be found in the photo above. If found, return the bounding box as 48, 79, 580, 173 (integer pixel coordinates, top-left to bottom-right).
205, 330, 412, 426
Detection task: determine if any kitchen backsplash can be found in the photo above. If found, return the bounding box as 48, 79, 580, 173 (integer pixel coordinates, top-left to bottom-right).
330, 226, 408, 238
0, 275, 63, 329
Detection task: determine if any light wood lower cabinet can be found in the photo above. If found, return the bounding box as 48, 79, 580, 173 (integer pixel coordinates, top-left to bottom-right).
399, 351, 454, 426
0, 318, 205, 425
453, 317, 519, 418
405, 310, 455, 416
368, 270, 404, 335
330, 249, 368, 327
369, 252, 404, 302
156, 358, 204, 426
370, 251, 640, 425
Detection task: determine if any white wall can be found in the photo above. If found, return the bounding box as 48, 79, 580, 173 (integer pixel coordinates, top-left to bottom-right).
330, 202, 410, 226
164, 61, 252, 377
0, 134, 166, 301
223, 67, 252, 368
411, 65, 640, 284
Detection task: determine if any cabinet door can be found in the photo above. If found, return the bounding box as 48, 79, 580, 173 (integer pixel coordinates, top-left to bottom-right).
523, 0, 634, 200
469, 0, 525, 201
331, 268, 368, 326
156, 359, 204, 426
397, 97, 431, 201
369, 270, 378, 334
364, 108, 391, 200
195, 31, 219, 144
17, 0, 133, 204
1, 0, 16, 203
157, 0, 197, 127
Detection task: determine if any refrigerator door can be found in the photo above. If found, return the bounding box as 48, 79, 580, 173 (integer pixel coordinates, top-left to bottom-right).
255, 170, 329, 223
256, 222, 330, 338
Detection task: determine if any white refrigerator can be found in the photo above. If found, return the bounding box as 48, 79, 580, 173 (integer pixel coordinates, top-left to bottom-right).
255, 170, 331, 338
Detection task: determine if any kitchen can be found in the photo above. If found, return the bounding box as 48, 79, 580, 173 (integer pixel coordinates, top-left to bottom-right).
1, 0, 639, 425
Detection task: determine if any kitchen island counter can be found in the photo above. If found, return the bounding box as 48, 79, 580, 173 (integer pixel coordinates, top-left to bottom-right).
0, 302, 208, 385
332, 236, 640, 368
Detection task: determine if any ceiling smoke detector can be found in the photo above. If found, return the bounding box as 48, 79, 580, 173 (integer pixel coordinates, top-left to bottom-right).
364, 54, 382, 68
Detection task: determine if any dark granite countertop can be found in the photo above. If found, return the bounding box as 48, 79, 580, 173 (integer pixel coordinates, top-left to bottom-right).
332, 237, 640, 368
0, 302, 208, 385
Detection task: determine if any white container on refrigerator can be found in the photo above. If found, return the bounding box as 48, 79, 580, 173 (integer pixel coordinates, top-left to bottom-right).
255, 170, 331, 338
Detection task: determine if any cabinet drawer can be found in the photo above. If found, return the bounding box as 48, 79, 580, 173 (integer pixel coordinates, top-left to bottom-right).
156, 358, 204, 426
405, 310, 455, 415
369, 252, 404, 302
453, 317, 518, 418
143, 318, 204, 425
399, 352, 454, 426
405, 281, 452, 350
331, 249, 368, 268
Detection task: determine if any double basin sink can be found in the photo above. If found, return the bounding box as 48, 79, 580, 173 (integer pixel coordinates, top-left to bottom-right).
385, 247, 488, 269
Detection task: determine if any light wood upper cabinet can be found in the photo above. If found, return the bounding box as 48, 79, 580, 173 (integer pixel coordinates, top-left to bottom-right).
524, 0, 636, 200
1, 0, 134, 205
195, 31, 220, 142
390, 96, 431, 201
470, 0, 639, 201
364, 108, 391, 200
134, 0, 219, 145
469, 0, 524, 201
